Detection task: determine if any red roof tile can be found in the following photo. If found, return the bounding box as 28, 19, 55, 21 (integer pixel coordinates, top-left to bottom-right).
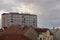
0, 29, 3, 32
2, 33, 31, 40
3, 25, 23, 34
3, 25, 32, 34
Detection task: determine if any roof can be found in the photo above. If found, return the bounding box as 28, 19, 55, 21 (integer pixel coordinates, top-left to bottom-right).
34, 28, 54, 35
3, 25, 32, 34
1, 25, 33, 40
0, 29, 3, 32
2, 12, 20, 15
34, 28, 49, 32
21, 26, 31, 34
34, 28, 49, 34
9, 12, 20, 14
2, 33, 31, 40
3, 25, 23, 33
19, 13, 37, 16
2, 12, 37, 16
2, 13, 8, 15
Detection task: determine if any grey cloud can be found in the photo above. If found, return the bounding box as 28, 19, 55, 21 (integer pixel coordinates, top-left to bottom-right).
0, 0, 60, 28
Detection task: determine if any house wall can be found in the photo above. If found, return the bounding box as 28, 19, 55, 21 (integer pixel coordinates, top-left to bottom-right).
55, 29, 60, 40
2, 14, 8, 27
38, 30, 53, 40
49, 35, 53, 40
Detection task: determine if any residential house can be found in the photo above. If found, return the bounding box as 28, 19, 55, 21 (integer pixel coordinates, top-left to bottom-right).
55, 28, 60, 40
34, 28, 54, 40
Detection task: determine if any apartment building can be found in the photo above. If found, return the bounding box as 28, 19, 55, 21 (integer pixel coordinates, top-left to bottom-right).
2, 12, 37, 28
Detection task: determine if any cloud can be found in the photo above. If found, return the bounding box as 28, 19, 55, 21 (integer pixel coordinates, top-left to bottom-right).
0, 0, 60, 28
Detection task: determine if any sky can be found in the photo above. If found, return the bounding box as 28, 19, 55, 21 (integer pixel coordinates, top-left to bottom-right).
0, 0, 60, 28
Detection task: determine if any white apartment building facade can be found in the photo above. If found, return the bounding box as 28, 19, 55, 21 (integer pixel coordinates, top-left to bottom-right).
2, 12, 37, 28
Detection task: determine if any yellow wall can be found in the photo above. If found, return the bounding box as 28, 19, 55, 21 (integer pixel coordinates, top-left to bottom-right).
38, 30, 53, 40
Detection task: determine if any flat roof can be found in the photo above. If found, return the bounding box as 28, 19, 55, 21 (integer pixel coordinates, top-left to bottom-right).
2, 12, 37, 16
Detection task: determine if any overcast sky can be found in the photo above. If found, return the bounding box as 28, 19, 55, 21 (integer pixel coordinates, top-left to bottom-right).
0, 0, 60, 28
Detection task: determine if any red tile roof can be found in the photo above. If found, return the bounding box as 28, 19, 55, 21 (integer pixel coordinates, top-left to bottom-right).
34, 28, 53, 35
1, 25, 33, 40
0, 29, 3, 32
3, 25, 33, 35
22, 27, 31, 34
2, 33, 31, 40
3, 25, 23, 33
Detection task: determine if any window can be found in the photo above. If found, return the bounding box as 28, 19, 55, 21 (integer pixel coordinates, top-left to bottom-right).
22, 15, 24, 18
11, 14, 13, 18
11, 21, 13, 23
40, 38, 42, 40
33, 18, 36, 23
22, 20, 25, 23
11, 19, 13, 20
22, 18, 25, 23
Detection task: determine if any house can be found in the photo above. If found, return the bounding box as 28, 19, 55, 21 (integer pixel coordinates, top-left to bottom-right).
0, 25, 38, 40
55, 28, 60, 40
34, 28, 54, 40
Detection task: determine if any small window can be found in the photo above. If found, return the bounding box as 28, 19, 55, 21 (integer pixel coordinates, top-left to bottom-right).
22, 18, 25, 23
22, 20, 25, 23
22, 15, 24, 18
11, 14, 13, 17
11, 19, 13, 20
33, 21, 35, 23
11, 21, 13, 23
24, 18, 25, 20
40, 38, 42, 40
